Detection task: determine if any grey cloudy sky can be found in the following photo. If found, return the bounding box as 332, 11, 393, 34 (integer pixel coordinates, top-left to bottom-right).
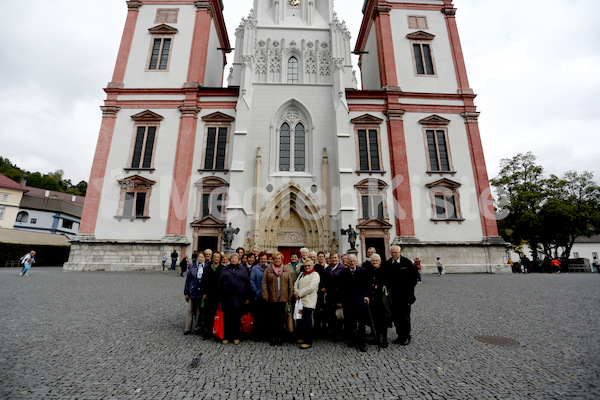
1, 0, 598, 185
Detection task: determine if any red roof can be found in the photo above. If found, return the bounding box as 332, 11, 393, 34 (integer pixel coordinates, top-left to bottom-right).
0, 173, 28, 192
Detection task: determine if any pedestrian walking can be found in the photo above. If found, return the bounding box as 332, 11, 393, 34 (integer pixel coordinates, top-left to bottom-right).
19, 251, 36, 276
180, 256, 189, 277
436, 257, 443, 276
162, 252, 168, 271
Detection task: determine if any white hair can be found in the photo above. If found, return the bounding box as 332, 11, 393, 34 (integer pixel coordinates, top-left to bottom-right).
371, 253, 381, 262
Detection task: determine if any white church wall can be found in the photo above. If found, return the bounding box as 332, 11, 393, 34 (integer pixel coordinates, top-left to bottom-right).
390, 9, 459, 94
402, 112, 483, 242
123, 5, 196, 89
204, 21, 225, 87
93, 108, 182, 240
359, 24, 381, 90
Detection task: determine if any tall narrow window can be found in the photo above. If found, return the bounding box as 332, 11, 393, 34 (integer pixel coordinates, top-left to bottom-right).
204, 127, 228, 170
195, 177, 229, 222
123, 192, 147, 218
149, 38, 172, 70
131, 126, 156, 168
128, 110, 163, 171
426, 129, 451, 171
357, 129, 381, 171
279, 123, 291, 171
288, 57, 299, 83
0, 206, 5, 220
361, 194, 385, 219
355, 179, 389, 221
294, 123, 305, 171
413, 43, 435, 75
434, 193, 457, 219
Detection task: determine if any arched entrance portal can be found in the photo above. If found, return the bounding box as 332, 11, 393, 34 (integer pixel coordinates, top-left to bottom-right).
251, 182, 330, 253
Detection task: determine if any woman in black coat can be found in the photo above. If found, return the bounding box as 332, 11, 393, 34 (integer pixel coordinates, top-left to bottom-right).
217, 254, 251, 344
200, 252, 223, 340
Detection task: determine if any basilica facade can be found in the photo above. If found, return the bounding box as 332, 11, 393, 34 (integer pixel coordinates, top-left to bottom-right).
64, 0, 508, 273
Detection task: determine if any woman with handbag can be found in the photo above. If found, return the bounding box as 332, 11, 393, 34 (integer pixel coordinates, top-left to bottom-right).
293, 259, 320, 349
261, 252, 294, 346
217, 254, 251, 345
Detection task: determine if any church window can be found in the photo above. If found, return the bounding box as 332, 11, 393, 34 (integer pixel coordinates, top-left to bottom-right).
131, 126, 156, 169
408, 16, 428, 29
204, 127, 228, 170
357, 129, 381, 171
195, 177, 228, 220
127, 111, 163, 171
279, 122, 305, 172
116, 176, 155, 219
201, 192, 224, 218
426, 129, 451, 171
355, 179, 388, 221
426, 179, 463, 222
16, 211, 28, 223
149, 38, 171, 70
287, 57, 299, 83
413, 43, 435, 75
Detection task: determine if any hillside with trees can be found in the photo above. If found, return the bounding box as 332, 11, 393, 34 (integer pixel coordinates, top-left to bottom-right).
0, 157, 87, 197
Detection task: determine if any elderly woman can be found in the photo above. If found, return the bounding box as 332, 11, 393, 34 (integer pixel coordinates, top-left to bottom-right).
369, 254, 390, 348
261, 252, 294, 346
200, 252, 223, 340
293, 258, 320, 349
217, 254, 251, 345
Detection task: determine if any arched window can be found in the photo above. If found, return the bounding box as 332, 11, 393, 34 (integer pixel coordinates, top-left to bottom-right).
279, 122, 305, 172
287, 57, 298, 83
279, 123, 291, 171
16, 211, 29, 223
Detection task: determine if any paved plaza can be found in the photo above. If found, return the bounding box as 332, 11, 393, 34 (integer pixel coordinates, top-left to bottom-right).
1, 267, 599, 399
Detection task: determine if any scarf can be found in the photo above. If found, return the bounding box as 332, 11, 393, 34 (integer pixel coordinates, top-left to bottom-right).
272, 265, 284, 277
303, 268, 316, 276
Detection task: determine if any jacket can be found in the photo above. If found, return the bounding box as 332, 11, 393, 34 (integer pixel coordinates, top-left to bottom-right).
218, 264, 251, 310
261, 265, 294, 303
184, 262, 202, 299
200, 263, 222, 300
286, 261, 303, 284
339, 267, 371, 312
250, 264, 268, 301
382, 256, 418, 304
293, 271, 320, 309
324, 263, 346, 303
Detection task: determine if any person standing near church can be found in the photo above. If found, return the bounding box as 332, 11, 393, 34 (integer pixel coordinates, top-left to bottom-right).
170, 249, 178, 271
338, 254, 370, 352
200, 252, 222, 340
294, 258, 320, 349
382, 245, 418, 345
261, 252, 294, 346
183, 253, 204, 335
218, 254, 251, 345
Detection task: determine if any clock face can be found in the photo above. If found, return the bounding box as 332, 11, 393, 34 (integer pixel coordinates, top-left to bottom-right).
288, 0, 300, 7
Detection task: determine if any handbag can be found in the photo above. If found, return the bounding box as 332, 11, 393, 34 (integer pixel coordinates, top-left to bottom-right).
212, 304, 224, 339
285, 303, 294, 333
240, 312, 254, 335
293, 299, 303, 320
381, 286, 393, 319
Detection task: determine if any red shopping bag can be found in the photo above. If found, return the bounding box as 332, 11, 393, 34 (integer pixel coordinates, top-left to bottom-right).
240, 312, 254, 335
213, 304, 224, 339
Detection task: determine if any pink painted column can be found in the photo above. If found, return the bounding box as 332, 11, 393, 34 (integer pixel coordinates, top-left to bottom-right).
442, 4, 472, 94
165, 104, 201, 235
462, 112, 499, 237
385, 105, 415, 237
186, 2, 213, 86
373, 4, 398, 88
79, 107, 120, 234
111, 1, 142, 86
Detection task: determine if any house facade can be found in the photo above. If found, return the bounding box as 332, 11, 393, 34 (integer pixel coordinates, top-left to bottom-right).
64, 0, 507, 272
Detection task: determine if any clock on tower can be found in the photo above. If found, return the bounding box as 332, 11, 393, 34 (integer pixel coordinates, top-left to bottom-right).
288, 0, 300, 8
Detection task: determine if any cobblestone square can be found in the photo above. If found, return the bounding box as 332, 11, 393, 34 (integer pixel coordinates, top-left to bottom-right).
1, 268, 599, 399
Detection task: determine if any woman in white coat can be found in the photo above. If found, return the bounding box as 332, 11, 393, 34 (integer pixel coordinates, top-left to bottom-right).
293, 259, 320, 349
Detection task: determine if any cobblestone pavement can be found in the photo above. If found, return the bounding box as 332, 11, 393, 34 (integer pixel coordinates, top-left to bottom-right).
1, 268, 599, 399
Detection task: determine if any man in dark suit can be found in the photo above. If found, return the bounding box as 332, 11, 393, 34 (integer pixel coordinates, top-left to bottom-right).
339, 254, 371, 352
382, 245, 418, 345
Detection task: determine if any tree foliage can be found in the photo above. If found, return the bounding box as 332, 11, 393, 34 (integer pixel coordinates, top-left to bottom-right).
491, 152, 600, 265
0, 156, 87, 196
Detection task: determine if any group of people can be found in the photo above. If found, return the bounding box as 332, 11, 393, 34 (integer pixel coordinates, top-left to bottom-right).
182, 245, 418, 352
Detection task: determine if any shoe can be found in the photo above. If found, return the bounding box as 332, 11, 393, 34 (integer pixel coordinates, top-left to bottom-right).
297, 339, 305, 344
400, 337, 411, 346
203, 334, 212, 341
381, 341, 389, 348
358, 345, 367, 352
270, 339, 276, 346
347, 342, 356, 348
299, 343, 312, 349
25, 274, 29, 277
183, 331, 192, 335
19, 273, 23, 276
392, 338, 404, 345
276, 338, 283, 346
233, 339, 240, 345
222, 339, 229, 344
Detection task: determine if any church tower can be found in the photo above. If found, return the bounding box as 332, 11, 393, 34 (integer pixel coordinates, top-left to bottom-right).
65, 0, 508, 273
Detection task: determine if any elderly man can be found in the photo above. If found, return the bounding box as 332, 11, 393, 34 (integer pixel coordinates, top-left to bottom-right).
338, 254, 370, 352
382, 245, 418, 345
